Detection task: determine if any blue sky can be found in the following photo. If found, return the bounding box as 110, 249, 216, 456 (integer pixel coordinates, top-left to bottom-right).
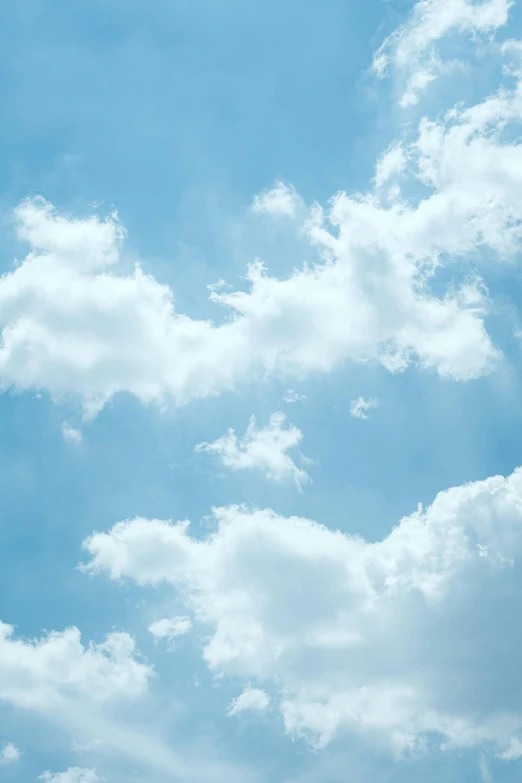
2, 1, 522, 782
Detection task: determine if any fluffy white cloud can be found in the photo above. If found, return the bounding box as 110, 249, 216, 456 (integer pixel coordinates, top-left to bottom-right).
0, 96, 511, 416
148, 616, 192, 641
374, 0, 511, 105
196, 413, 309, 489
83, 467, 522, 758
0, 743, 20, 765
228, 687, 270, 717
39, 769, 100, 783
251, 182, 303, 218
0, 621, 246, 782
0, 622, 151, 712
350, 397, 379, 420
2, 10, 522, 416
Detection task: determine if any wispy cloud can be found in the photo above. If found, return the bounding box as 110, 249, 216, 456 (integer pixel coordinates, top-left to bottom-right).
196, 413, 310, 489
62, 422, 83, 444
39, 770, 100, 783
0, 743, 20, 766
149, 616, 192, 643
373, 0, 512, 105
350, 397, 379, 420
282, 389, 307, 404
228, 687, 270, 717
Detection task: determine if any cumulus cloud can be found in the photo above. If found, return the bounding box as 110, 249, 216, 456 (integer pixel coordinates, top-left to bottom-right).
0, 743, 20, 765
39, 769, 100, 783
228, 687, 270, 717
196, 413, 309, 489
0, 99, 513, 417
0, 622, 151, 711
0, 621, 246, 782
349, 397, 379, 420
374, 0, 512, 105
0, 624, 169, 773
83, 467, 522, 758
1, 4, 522, 418
148, 616, 192, 642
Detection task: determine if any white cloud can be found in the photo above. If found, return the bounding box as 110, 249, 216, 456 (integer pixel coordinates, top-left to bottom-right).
251, 182, 303, 218
0, 622, 151, 711
83, 466, 522, 758
500, 737, 522, 760
0, 743, 20, 765
228, 687, 270, 717
282, 389, 307, 404
39, 769, 100, 783
0, 621, 246, 782
62, 422, 83, 444
3, 13, 522, 416
374, 0, 512, 104
349, 397, 379, 420
148, 616, 192, 641
479, 754, 493, 783
407, 92, 522, 259
206, 279, 231, 293
196, 413, 309, 489
0, 622, 154, 764
0, 127, 508, 416
374, 145, 407, 189
502, 38, 522, 77
400, 67, 437, 108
